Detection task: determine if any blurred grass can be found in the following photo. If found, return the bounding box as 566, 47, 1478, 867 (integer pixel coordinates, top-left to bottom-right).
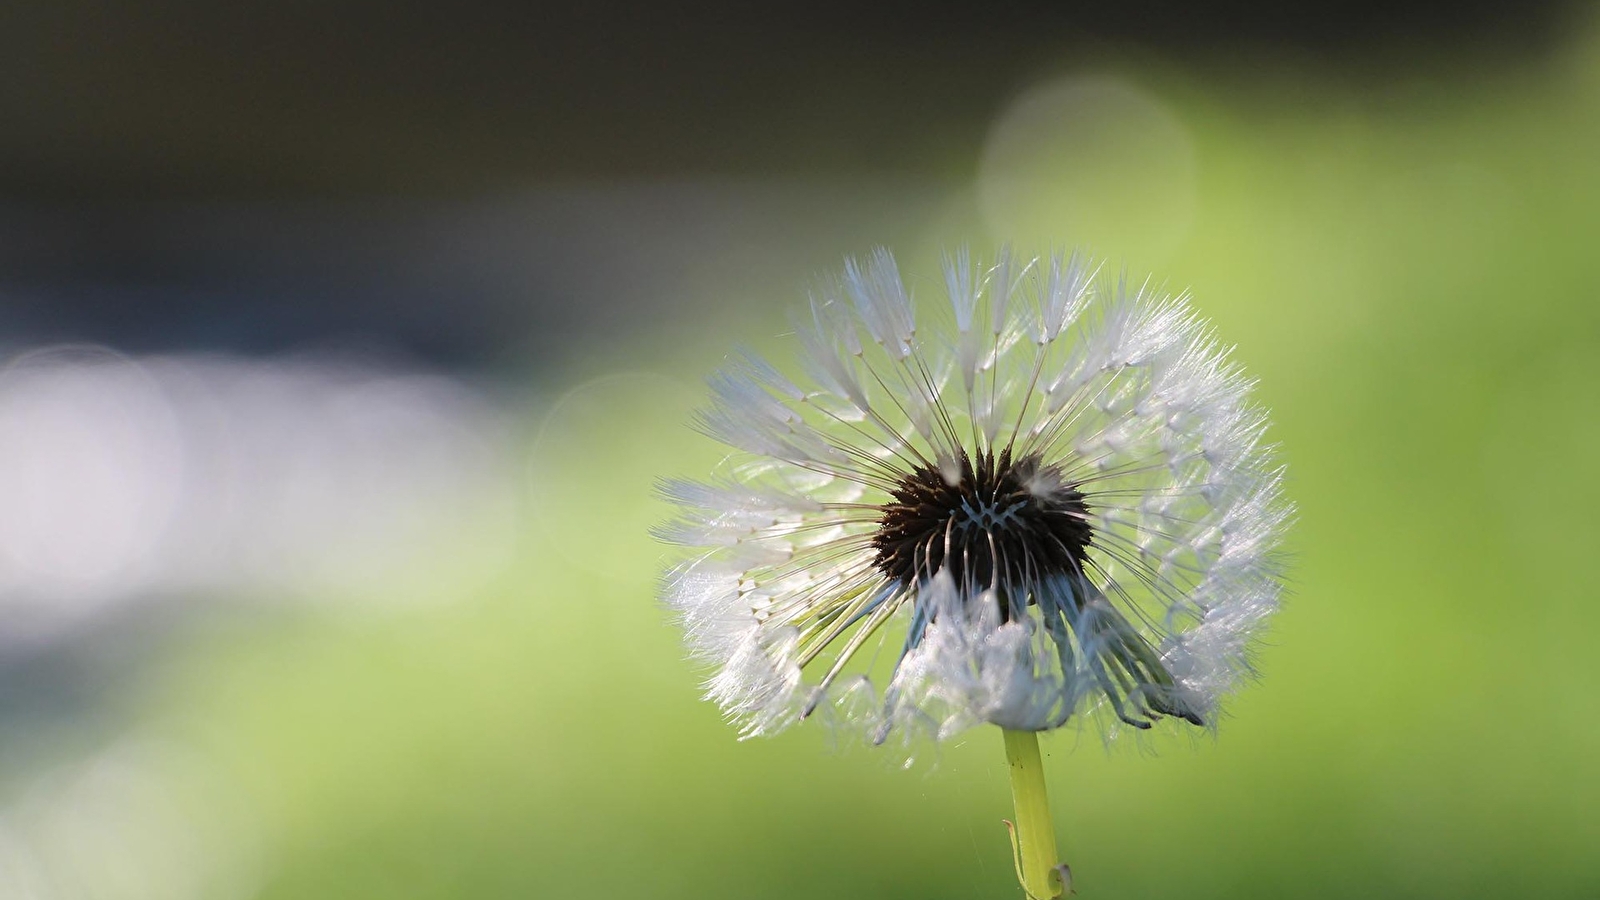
113, 30, 1600, 900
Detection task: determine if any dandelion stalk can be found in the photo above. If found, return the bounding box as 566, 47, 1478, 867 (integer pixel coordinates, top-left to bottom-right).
1003, 728, 1067, 899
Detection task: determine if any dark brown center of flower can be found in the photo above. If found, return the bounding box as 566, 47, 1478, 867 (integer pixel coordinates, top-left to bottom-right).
871, 449, 1092, 590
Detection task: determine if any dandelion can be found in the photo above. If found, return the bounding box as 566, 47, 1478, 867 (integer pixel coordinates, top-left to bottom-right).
659, 249, 1289, 897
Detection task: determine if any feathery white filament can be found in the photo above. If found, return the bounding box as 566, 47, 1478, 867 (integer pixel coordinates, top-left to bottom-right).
660, 250, 1288, 744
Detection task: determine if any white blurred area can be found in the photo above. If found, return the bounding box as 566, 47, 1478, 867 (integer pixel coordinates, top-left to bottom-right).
0, 345, 521, 645
0, 738, 260, 900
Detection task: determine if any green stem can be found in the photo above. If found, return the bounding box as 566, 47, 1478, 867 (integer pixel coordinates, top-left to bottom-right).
1003, 728, 1066, 899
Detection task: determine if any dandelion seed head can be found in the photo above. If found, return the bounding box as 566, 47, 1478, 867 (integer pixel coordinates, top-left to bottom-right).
660, 249, 1289, 745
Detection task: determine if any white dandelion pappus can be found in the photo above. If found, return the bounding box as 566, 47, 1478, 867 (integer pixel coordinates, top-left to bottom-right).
659, 249, 1289, 745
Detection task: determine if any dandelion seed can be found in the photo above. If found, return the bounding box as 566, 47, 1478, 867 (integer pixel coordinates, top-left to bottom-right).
658, 248, 1290, 895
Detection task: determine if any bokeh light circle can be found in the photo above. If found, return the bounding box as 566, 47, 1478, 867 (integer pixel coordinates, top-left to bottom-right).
0, 345, 184, 631
529, 371, 703, 586
977, 76, 1197, 265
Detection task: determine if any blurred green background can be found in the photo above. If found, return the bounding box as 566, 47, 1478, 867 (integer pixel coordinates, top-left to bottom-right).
0, 3, 1596, 898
